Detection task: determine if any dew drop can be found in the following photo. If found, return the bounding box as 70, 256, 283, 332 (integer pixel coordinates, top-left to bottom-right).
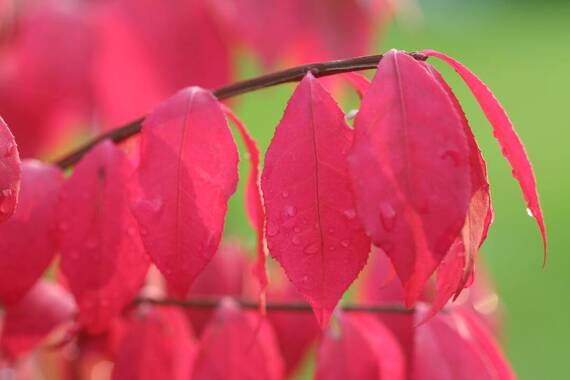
292, 236, 301, 246
379, 202, 397, 231
440, 150, 461, 167
3, 143, 16, 158
345, 109, 358, 122
304, 242, 320, 254
328, 228, 335, 234
127, 227, 137, 236
293, 226, 301, 233
281, 191, 289, 199
283, 205, 296, 217
343, 208, 357, 220
340, 239, 350, 248
266, 223, 279, 237
526, 208, 534, 218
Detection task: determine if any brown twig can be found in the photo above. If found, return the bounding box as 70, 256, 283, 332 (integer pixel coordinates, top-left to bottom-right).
54, 51, 427, 169
135, 296, 414, 314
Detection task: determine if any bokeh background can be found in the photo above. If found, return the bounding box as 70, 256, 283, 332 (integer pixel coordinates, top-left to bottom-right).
222, 0, 569, 378
1, 0, 568, 378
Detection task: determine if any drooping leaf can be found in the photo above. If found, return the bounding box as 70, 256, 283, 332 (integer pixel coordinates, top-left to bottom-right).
422, 49, 547, 259
111, 306, 196, 380
423, 63, 493, 316
186, 243, 248, 336
132, 87, 239, 296
414, 305, 515, 380
315, 312, 405, 380
223, 107, 268, 297
58, 140, 150, 333
1, 281, 76, 359
0, 117, 21, 223
0, 160, 62, 304
261, 73, 371, 327
192, 299, 284, 380
347, 49, 471, 305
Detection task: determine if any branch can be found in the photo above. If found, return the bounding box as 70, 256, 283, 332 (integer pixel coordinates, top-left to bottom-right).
135, 296, 414, 314
54, 51, 427, 169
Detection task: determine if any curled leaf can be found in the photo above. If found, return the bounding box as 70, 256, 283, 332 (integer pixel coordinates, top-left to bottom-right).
422, 49, 546, 259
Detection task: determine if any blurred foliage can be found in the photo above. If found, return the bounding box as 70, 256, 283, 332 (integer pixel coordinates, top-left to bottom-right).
223, 1, 570, 378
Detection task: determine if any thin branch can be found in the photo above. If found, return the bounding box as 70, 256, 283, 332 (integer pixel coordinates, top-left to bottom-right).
54, 51, 427, 169
135, 296, 414, 314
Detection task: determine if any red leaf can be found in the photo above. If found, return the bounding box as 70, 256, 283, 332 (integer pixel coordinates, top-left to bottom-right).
347, 49, 471, 305
356, 249, 415, 373
92, 0, 231, 126
186, 243, 248, 336
422, 49, 547, 259
0, 160, 62, 304
342, 72, 371, 99
414, 305, 515, 380
111, 307, 196, 380
266, 270, 320, 375
423, 64, 493, 316
1, 281, 76, 359
0, 117, 21, 223
223, 107, 268, 297
315, 312, 405, 380
132, 87, 239, 296
58, 140, 150, 333
261, 73, 371, 327
192, 299, 284, 380
0, 1, 94, 156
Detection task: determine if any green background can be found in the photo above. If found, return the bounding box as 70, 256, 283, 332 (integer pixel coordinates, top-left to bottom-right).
223, 1, 569, 378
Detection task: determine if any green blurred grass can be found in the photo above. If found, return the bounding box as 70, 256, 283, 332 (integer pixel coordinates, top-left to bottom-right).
224, 2, 570, 378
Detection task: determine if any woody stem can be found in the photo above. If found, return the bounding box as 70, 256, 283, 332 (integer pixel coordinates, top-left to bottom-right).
135, 296, 414, 314
54, 51, 427, 169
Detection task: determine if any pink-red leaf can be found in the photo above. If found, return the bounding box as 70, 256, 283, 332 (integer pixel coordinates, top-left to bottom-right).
423, 63, 493, 316
414, 305, 515, 380
0, 117, 21, 223
223, 107, 268, 298
1, 281, 76, 359
0, 160, 62, 305
111, 307, 196, 380
347, 49, 471, 305
261, 73, 371, 327
422, 49, 546, 258
58, 140, 150, 333
315, 312, 405, 380
192, 299, 284, 380
92, 0, 231, 126
266, 270, 320, 375
186, 243, 248, 336
132, 87, 239, 296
